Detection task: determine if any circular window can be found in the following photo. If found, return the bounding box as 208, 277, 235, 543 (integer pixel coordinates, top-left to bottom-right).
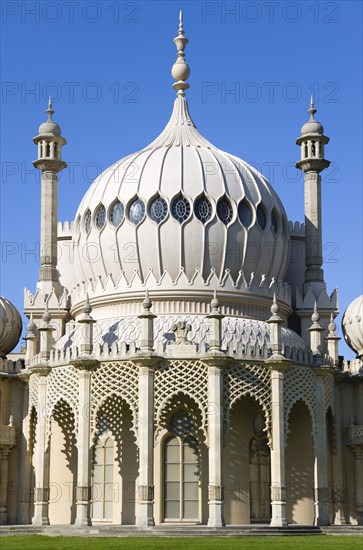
194, 195, 212, 224
169, 410, 193, 436
171, 195, 191, 223
217, 196, 233, 225
238, 200, 252, 228
149, 196, 168, 224
257, 204, 267, 230
271, 209, 278, 234
128, 198, 145, 225
110, 201, 124, 227
84, 210, 91, 233
95, 205, 106, 229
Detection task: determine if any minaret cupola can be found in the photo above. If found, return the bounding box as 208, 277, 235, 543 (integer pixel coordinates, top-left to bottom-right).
296, 97, 330, 171
33, 98, 66, 172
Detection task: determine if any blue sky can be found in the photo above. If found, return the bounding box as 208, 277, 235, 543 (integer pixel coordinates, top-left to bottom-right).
1, 0, 362, 356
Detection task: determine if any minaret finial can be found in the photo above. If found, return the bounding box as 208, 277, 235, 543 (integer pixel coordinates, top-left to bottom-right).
172, 11, 190, 97
46, 96, 54, 121
308, 95, 317, 120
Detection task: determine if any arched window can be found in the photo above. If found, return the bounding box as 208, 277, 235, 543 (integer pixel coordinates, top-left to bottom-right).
163, 411, 199, 522
92, 436, 114, 520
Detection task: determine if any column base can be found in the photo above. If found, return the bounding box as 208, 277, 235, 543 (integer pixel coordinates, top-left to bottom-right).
136, 502, 154, 527
314, 502, 330, 526
207, 502, 225, 527
75, 503, 92, 526
0, 510, 8, 526
270, 502, 288, 527
32, 503, 50, 526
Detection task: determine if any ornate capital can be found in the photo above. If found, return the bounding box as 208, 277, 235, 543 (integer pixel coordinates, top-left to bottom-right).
208, 484, 224, 501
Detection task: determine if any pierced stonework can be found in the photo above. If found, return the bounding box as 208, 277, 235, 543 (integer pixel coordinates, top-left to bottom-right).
154, 360, 209, 440
284, 366, 317, 448
91, 361, 139, 440
224, 363, 271, 442
46, 366, 79, 441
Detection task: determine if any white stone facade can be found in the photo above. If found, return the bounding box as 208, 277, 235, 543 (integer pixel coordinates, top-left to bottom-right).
0, 14, 362, 529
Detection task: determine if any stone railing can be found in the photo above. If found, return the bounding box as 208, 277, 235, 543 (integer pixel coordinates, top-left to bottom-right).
27, 340, 316, 368
346, 425, 363, 446
342, 358, 363, 374
0, 358, 24, 374
0, 425, 17, 447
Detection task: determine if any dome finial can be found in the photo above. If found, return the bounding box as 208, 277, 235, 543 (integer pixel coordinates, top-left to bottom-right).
46, 96, 55, 121
172, 10, 190, 97
308, 95, 317, 121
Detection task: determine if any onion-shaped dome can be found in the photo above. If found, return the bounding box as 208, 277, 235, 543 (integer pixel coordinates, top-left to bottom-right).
70, 15, 290, 318
0, 296, 22, 358
38, 98, 61, 137
342, 295, 363, 358
301, 99, 324, 136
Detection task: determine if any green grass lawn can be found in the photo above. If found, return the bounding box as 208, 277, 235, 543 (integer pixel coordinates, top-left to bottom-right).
0, 536, 362, 550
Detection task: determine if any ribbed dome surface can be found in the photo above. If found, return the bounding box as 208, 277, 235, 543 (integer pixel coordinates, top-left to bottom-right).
342, 295, 363, 358
72, 96, 289, 299
0, 296, 22, 357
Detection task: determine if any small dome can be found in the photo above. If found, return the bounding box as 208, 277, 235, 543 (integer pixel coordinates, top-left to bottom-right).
0, 296, 22, 357
38, 98, 61, 137
342, 295, 363, 358
301, 120, 324, 136
38, 120, 61, 137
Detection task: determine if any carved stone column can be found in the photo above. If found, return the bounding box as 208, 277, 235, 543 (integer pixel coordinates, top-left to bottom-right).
332, 381, 346, 524
136, 363, 155, 527
207, 363, 225, 527
71, 358, 98, 526
268, 365, 288, 527
266, 297, 290, 527
313, 373, 329, 525
32, 366, 50, 525
0, 449, 11, 525
351, 447, 363, 525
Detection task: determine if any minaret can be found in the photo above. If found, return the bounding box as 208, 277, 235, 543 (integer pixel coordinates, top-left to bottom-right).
33, 98, 67, 296
296, 97, 330, 289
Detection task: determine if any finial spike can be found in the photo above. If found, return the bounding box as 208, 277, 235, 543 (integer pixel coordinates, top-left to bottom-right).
46, 96, 54, 120
172, 11, 190, 97
308, 95, 317, 120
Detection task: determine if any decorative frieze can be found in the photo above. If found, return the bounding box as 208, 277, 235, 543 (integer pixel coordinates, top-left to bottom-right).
208, 485, 224, 501
138, 485, 154, 502
34, 487, 49, 502
76, 485, 91, 502
271, 486, 287, 502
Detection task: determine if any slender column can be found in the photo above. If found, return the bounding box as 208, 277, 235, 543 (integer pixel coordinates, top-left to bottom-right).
0, 449, 11, 525
32, 368, 50, 525
17, 370, 33, 524
332, 384, 346, 524
74, 367, 92, 525
207, 364, 224, 527
313, 374, 329, 525
136, 365, 155, 526
269, 367, 288, 527
351, 448, 363, 525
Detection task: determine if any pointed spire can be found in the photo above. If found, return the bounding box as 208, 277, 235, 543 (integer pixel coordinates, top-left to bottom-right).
328, 312, 337, 335
142, 288, 152, 312
211, 289, 219, 313
311, 301, 320, 324
308, 95, 317, 120
172, 10, 190, 97
46, 96, 55, 121
42, 300, 51, 325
